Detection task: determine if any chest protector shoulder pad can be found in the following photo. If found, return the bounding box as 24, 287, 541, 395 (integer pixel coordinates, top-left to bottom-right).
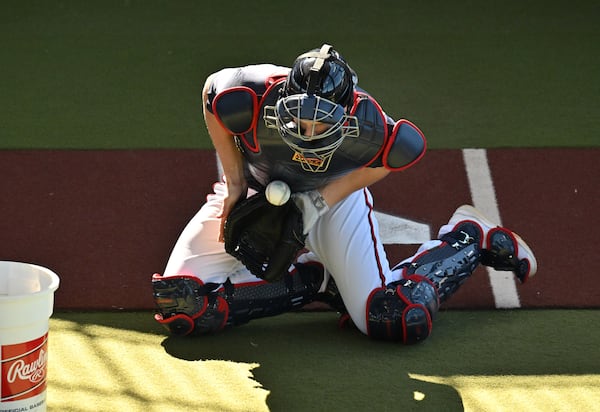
212, 87, 259, 135
341, 93, 427, 170
383, 119, 427, 171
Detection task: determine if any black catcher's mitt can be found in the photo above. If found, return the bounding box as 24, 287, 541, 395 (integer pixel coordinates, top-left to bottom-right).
223, 192, 306, 282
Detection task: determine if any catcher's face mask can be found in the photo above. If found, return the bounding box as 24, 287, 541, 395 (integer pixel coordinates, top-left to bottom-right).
264, 93, 359, 172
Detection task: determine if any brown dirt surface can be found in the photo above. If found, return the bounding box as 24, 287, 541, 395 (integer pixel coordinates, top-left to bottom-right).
1, 149, 598, 310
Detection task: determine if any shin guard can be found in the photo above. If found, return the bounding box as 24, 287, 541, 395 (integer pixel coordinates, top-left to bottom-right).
400, 228, 481, 303
152, 262, 326, 336
222, 262, 324, 326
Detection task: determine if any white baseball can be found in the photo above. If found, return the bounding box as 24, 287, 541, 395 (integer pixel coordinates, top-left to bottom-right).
265, 180, 291, 206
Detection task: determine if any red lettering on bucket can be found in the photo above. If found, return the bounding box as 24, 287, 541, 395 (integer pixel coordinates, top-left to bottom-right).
1, 334, 48, 402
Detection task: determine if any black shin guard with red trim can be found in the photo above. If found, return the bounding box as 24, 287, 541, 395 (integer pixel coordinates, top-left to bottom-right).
223, 262, 324, 326
152, 262, 325, 336
400, 226, 482, 303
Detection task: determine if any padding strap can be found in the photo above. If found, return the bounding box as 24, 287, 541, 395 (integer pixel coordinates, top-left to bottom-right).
482, 227, 531, 283
306, 44, 334, 94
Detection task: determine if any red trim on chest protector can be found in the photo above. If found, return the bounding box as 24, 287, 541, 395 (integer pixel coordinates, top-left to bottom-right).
244, 78, 288, 153
382, 119, 427, 171
212, 86, 259, 132
218, 79, 287, 154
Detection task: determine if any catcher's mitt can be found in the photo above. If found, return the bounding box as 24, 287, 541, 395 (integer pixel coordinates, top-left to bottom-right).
223, 192, 306, 282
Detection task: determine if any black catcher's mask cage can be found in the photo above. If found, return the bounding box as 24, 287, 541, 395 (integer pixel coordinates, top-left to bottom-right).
264, 44, 360, 172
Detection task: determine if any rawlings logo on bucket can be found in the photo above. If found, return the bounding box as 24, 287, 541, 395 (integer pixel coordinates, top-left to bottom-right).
1, 334, 48, 402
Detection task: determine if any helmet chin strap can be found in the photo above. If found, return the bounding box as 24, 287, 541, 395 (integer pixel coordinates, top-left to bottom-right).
305, 44, 333, 95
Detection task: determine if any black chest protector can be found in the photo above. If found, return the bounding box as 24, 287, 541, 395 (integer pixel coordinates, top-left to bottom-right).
211, 79, 426, 192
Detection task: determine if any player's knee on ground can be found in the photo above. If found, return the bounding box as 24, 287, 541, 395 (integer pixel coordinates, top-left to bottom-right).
366, 275, 439, 344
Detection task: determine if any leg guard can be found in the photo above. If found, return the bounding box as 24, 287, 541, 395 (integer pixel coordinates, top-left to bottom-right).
482, 228, 534, 283
400, 225, 482, 303
366, 275, 439, 344
222, 262, 325, 326
443, 205, 538, 282
152, 262, 325, 336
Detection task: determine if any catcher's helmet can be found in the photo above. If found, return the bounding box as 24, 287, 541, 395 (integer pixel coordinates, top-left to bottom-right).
264, 44, 359, 172
285, 44, 358, 107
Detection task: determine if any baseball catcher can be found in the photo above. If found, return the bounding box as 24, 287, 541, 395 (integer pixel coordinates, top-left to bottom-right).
152, 44, 537, 342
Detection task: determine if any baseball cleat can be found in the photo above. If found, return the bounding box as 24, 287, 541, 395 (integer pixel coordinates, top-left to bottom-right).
442, 205, 537, 283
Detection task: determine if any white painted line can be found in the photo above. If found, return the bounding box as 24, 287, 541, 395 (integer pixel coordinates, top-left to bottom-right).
374, 211, 431, 245
462, 148, 521, 308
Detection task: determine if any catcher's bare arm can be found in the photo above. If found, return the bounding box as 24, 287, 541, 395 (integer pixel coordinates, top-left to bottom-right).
319, 166, 390, 206
202, 75, 247, 241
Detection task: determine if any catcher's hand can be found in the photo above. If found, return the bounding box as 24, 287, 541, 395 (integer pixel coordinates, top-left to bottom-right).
223, 192, 306, 282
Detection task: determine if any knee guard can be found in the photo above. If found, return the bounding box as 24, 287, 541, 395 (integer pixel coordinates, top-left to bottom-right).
152, 274, 228, 336
366, 275, 439, 344
400, 228, 482, 302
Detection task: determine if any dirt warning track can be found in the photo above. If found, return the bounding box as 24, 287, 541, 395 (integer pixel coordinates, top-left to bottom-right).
1, 148, 598, 310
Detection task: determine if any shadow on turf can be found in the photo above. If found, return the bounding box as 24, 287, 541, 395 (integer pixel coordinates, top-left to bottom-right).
160, 312, 465, 411
52, 309, 600, 411
53, 310, 465, 410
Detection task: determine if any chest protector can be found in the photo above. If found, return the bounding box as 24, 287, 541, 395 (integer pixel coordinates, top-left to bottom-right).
211, 81, 426, 191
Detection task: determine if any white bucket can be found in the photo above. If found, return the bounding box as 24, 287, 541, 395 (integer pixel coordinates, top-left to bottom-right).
0, 261, 60, 412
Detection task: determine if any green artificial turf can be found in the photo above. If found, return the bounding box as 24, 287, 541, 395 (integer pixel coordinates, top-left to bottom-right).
47, 310, 600, 411
1, 0, 599, 150
4, 3, 598, 411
